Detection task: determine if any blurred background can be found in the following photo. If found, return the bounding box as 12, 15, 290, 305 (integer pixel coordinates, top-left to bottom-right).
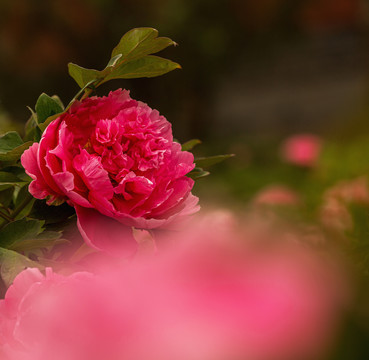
0, 0, 368, 140
1, 0, 369, 200
1, 1, 369, 358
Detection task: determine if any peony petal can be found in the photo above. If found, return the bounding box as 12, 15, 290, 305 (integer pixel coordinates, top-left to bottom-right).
75, 206, 138, 257
4, 268, 44, 317
52, 172, 92, 208
37, 118, 65, 195
149, 178, 194, 218
73, 150, 114, 199
21, 143, 61, 200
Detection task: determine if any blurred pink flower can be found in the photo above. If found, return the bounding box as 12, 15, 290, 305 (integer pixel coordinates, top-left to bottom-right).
21, 89, 199, 255
319, 176, 369, 233
325, 176, 369, 205
0, 215, 349, 360
253, 185, 300, 206
281, 134, 322, 167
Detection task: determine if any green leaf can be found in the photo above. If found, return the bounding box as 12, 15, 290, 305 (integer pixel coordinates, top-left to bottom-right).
9, 231, 65, 252
195, 154, 235, 168
0, 188, 13, 208
1, 166, 32, 182
0, 142, 33, 162
0, 131, 23, 153
68, 63, 101, 89
111, 27, 176, 62
37, 113, 60, 133
0, 171, 25, 185
104, 55, 181, 80
0, 247, 43, 287
34, 230, 62, 241
68, 28, 180, 89
35, 93, 64, 124
51, 95, 65, 109
24, 110, 42, 142
13, 186, 35, 220
182, 139, 201, 151
11, 238, 68, 252
188, 167, 210, 179
106, 54, 123, 67
0, 185, 13, 192
0, 218, 44, 248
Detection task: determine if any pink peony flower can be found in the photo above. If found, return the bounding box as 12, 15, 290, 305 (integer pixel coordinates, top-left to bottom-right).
21, 89, 199, 255
281, 133, 322, 167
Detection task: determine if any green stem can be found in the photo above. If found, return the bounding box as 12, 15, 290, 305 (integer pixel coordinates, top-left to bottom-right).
11, 192, 34, 220
81, 88, 93, 101
0, 210, 12, 222
0, 204, 11, 215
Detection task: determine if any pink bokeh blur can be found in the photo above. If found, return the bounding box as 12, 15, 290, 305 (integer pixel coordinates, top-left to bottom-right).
0, 211, 350, 360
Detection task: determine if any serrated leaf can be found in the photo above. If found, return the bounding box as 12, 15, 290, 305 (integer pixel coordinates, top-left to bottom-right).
111, 27, 176, 62
195, 154, 235, 168
0, 247, 43, 287
188, 167, 210, 179
104, 55, 181, 80
0, 131, 23, 153
182, 139, 202, 151
35, 93, 64, 124
68, 63, 101, 89
0, 218, 44, 248
0, 142, 33, 162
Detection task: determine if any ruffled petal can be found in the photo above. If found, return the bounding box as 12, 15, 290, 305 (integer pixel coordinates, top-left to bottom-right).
21, 143, 60, 200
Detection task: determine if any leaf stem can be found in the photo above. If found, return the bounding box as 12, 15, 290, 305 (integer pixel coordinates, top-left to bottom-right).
0, 204, 11, 215
11, 192, 34, 220
0, 210, 12, 222
81, 88, 93, 101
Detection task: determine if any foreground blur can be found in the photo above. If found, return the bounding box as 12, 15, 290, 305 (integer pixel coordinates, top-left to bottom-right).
0, 210, 350, 360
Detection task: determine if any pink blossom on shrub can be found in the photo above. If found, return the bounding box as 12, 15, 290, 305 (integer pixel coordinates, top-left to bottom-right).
21, 89, 199, 255
281, 133, 322, 167
253, 185, 300, 206
324, 176, 369, 205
